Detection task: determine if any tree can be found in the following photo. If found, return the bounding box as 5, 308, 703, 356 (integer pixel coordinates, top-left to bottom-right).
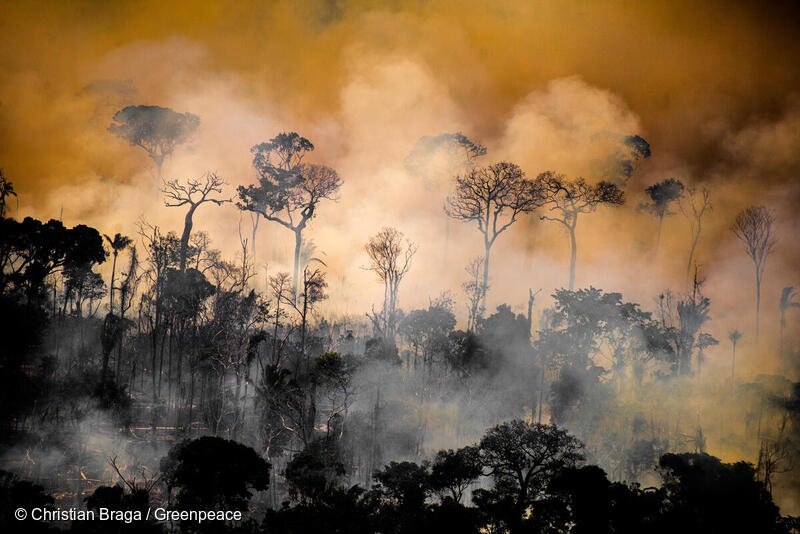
639, 178, 684, 256
429, 446, 482, 503
103, 233, 132, 316
729, 329, 742, 383
108, 105, 199, 179
462, 258, 485, 333
732, 206, 777, 341
680, 186, 712, 279
0, 169, 16, 217
365, 227, 417, 338
446, 162, 542, 309
163, 172, 229, 272
535, 172, 625, 290
658, 453, 784, 533
0, 217, 106, 303
160, 436, 270, 511
477, 420, 584, 532
237, 133, 341, 302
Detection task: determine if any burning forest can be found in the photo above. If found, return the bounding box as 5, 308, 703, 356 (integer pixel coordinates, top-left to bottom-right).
1, 1, 800, 533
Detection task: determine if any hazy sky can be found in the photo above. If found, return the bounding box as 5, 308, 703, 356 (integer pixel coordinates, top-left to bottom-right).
1, 0, 798, 371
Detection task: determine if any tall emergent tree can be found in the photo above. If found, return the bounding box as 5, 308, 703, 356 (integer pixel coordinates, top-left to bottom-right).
365, 227, 417, 338
446, 161, 542, 309
732, 206, 776, 341
163, 172, 228, 272
108, 105, 200, 179
639, 178, 684, 255
534, 172, 625, 290
103, 233, 132, 315
237, 133, 341, 303
680, 186, 712, 280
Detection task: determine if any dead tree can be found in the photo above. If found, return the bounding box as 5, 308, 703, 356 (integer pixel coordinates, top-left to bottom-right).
364, 227, 416, 338
732, 206, 777, 341
535, 172, 625, 290
446, 161, 541, 309
163, 172, 229, 272
680, 186, 712, 281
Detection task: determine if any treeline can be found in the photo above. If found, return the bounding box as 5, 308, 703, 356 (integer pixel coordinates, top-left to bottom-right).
3, 419, 797, 533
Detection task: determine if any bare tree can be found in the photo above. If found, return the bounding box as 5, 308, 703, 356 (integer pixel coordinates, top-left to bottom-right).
639, 178, 684, 256
732, 206, 777, 341
679, 186, 712, 279
108, 105, 199, 179
365, 227, 417, 338
535, 172, 625, 290
163, 173, 229, 272
238, 133, 341, 303
446, 161, 541, 308
462, 257, 485, 333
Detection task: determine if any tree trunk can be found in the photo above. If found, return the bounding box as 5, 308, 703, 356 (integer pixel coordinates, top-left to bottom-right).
109, 252, 117, 315
755, 271, 761, 342
568, 220, 577, 291
179, 205, 196, 272
292, 229, 302, 304
482, 242, 491, 312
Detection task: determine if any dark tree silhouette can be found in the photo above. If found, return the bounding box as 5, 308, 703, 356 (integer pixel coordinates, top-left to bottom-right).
639, 178, 684, 256
0, 217, 106, 303
446, 162, 542, 309
429, 446, 482, 503
160, 436, 270, 511
534, 172, 625, 290
103, 233, 132, 316
163, 172, 229, 272
365, 227, 416, 338
237, 133, 341, 302
108, 105, 200, 179
732, 205, 777, 341
477, 420, 583, 532
0, 169, 16, 217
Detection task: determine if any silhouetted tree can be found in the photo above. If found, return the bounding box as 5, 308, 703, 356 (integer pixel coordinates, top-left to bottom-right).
163, 173, 229, 271
0, 169, 16, 217
732, 205, 777, 341
639, 178, 684, 256
238, 133, 341, 302
103, 233, 132, 315
477, 420, 583, 532
429, 446, 482, 503
446, 161, 542, 309
365, 227, 416, 338
160, 436, 270, 512
108, 105, 199, 179
535, 172, 624, 290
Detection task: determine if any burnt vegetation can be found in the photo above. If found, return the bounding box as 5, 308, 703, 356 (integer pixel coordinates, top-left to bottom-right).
0, 118, 798, 534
